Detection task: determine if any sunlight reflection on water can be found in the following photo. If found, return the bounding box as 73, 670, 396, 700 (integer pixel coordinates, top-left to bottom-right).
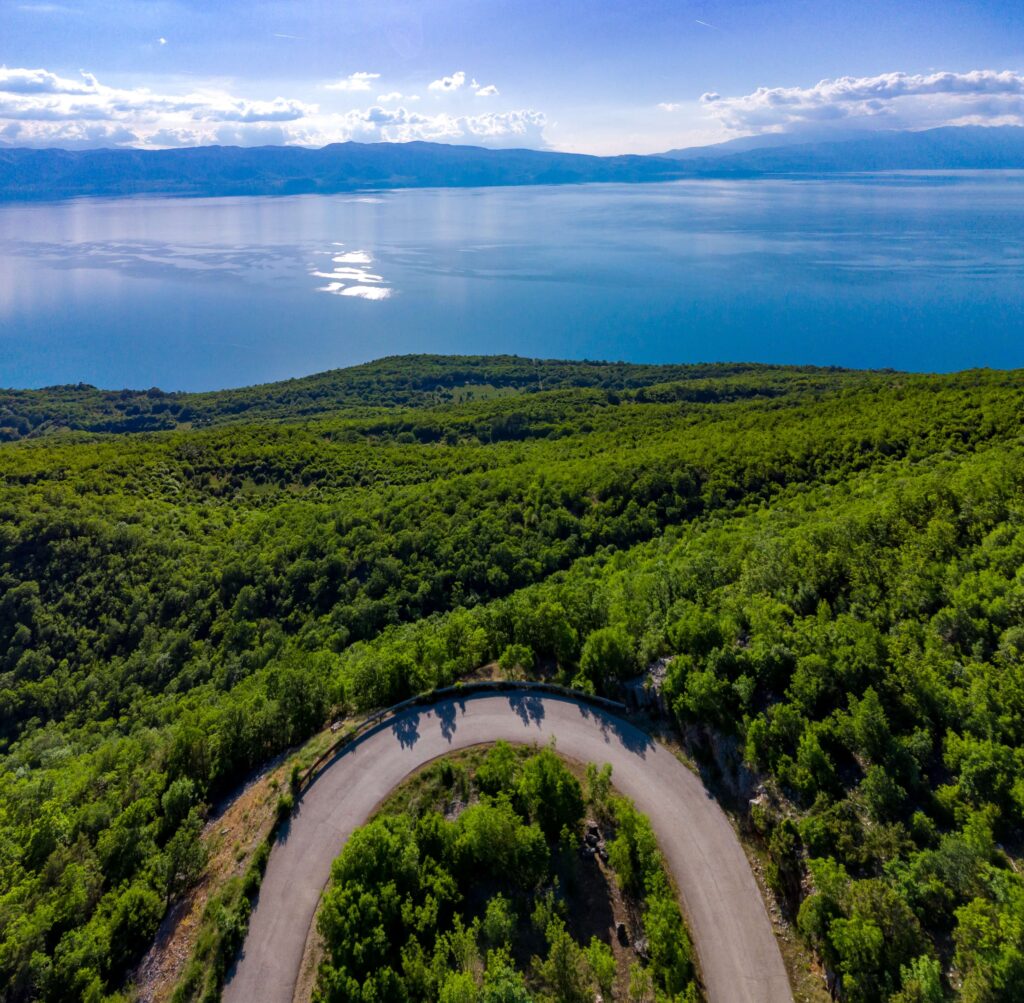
311, 242, 392, 299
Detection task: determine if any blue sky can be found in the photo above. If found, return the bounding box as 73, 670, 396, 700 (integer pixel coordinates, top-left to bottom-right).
2, 0, 1023, 152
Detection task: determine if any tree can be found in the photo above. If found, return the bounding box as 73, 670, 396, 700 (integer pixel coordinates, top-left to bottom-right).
162, 807, 208, 903
498, 644, 534, 677
861, 765, 907, 823
481, 896, 517, 950
585, 938, 616, 999
578, 626, 636, 692
481, 951, 532, 1003
517, 748, 584, 840
477, 742, 520, 796
585, 762, 613, 821
439, 972, 479, 1003
534, 921, 592, 1003
891, 955, 945, 1003
627, 962, 655, 1003
850, 688, 892, 764
160, 777, 198, 836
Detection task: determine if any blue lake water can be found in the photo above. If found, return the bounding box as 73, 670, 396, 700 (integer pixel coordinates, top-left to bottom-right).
1, 173, 1022, 390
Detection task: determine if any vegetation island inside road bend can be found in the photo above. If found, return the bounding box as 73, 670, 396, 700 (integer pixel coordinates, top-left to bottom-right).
312, 743, 698, 1003
1, 354, 1024, 1003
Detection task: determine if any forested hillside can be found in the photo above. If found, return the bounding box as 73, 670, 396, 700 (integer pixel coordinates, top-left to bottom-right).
0, 354, 865, 440
0, 356, 1022, 1002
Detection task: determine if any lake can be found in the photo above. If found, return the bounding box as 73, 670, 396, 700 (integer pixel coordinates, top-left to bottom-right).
1, 172, 1022, 390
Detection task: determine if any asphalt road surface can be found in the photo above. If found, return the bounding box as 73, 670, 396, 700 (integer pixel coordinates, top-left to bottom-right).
223, 692, 793, 1003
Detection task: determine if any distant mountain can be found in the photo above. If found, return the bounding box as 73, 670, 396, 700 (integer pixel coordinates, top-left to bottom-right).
2, 126, 1022, 201
659, 129, 879, 160
680, 125, 1024, 173
0, 140, 690, 201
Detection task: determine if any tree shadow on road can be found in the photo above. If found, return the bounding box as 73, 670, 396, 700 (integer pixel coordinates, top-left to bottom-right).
507, 692, 545, 727
391, 712, 421, 748
575, 702, 654, 758
436, 698, 466, 742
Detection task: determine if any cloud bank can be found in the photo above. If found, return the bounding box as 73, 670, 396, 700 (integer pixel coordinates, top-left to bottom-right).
339, 105, 546, 147
701, 69, 1024, 134
0, 65, 545, 149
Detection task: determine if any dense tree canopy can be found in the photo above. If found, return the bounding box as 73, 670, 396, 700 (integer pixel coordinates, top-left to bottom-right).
0, 356, 1022, 1001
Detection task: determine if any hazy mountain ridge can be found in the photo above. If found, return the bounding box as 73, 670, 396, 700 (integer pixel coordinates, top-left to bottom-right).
2, 126, 1023, 201
0, 141, 690, 200
660, 129, 881, 160
672, 125, 1024, 172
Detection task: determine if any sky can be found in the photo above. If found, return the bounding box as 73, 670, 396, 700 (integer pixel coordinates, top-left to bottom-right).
1, 0, 1023, 154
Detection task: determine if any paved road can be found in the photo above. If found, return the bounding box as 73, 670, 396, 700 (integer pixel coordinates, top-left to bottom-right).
224, 692, 793, 1003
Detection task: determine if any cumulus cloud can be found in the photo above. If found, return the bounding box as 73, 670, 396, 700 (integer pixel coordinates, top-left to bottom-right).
335, 104, 546, 147
475, 84, 499, 98
658, 102, 682, 112
214, 124, 290, 146
0, 66, 319, 145
701, 69, 1024, 134
198, 97, 310, 123
0, 66, 98, 95
428, 71, 466, 92
324, 71, 380, 92
0, 65, 547, 149
460, 109, 545, 146
1, 120, 141, 149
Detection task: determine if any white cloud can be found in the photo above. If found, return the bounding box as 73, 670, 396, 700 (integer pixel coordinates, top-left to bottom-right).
476, 84, 499, 98
324, 71, 380, 92
214, 124, 290, 146
428, 71, 466, 93
329, 104, 547, 148
0, 65, 547, 149
158, 37, 167, 46
658, 102, 682, 112
199, 97, 311, 123
460, 109, 545, 146
0, 120, 141, 148
0, 67, 318, 145
702, 69, 1024, 134
0, 66, 98, 95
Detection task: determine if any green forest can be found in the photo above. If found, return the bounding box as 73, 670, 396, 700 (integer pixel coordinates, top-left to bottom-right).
0, 354, 1022, 1002
315, 744, 697, 1002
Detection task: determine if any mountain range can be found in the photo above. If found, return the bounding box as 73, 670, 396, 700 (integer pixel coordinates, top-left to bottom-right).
1, 125, 1022, 200
666, 125, 1024, 173
0, 142, 687, 200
